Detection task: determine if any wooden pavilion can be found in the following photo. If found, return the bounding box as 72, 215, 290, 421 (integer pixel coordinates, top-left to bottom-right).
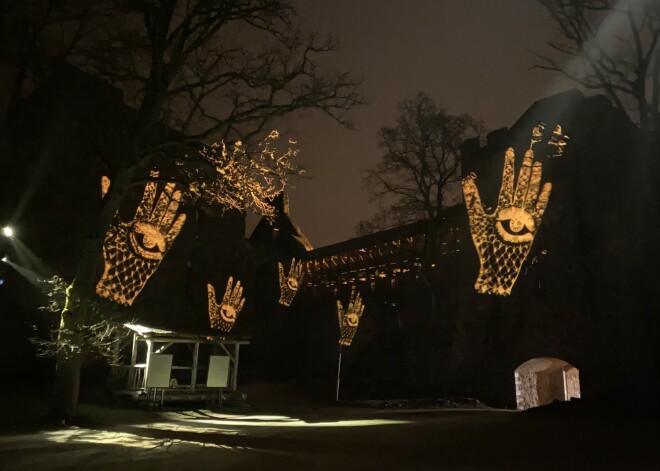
113, 323, 250, 405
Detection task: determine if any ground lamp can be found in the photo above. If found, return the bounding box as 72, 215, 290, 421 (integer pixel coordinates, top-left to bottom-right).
2, 226, 14, 238
335, 287, 365, 401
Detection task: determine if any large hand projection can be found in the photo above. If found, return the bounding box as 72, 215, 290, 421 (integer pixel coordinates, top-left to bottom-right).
462, 127, 562, 295
96, 182, 186, 305
278, 258, 304, 306
208, 277, 245, 332
337, 287, 365, 346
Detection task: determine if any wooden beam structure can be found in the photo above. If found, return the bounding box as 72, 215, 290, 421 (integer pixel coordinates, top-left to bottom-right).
117, 323, 250, 404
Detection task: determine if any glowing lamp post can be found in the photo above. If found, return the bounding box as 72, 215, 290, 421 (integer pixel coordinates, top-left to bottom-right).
1, 227, 13, 264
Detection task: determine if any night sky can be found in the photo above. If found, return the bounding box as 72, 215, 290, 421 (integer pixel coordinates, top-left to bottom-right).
260, 0, 574, 248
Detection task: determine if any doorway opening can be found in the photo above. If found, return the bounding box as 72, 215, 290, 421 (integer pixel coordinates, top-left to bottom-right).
514, 357, 580, 410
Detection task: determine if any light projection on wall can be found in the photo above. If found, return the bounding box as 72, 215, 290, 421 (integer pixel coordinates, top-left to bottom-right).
278, 257, 304, 306
462, 124, 568, 295
337, 287, 365, 346
101, 176, 111, 198
95, 181, 186, 305
208, 277, 245, 332
547, 125, 570, 158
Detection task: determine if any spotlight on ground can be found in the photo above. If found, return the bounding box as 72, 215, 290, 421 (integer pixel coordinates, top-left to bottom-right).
1, 256, 7, 262
2, 226, 14, 238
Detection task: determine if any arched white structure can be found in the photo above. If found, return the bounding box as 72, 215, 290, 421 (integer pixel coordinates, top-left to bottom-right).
514, 357, 581, 410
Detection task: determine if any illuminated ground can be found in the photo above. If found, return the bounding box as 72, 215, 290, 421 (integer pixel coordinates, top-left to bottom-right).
0, 403, 658, 470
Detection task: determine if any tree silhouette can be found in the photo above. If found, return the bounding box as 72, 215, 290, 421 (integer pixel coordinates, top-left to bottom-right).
2, 0, 364, 140
358, 92, 482, 259
533, 0, 659, 135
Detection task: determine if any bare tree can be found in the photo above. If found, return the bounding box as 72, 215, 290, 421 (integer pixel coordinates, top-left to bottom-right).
533, 0, 659, 135
0, 0, 102, 116
359, 92, 482, 258
62, 0, 364, 143
3, 1, 364, 139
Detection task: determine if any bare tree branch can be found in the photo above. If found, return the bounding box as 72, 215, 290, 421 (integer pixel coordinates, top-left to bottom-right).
357, 93, 483, 235
534, 0, 659, 134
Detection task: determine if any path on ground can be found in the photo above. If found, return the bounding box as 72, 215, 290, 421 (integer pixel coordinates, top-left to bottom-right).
0, 407, 657, 470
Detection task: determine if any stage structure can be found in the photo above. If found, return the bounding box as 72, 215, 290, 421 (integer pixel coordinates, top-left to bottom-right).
113, 323, 250, 405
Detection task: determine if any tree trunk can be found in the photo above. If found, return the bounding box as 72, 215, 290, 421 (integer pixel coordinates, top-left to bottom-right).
50, 169, 132, 422
51, 278, 85, 421
51, 335, 82, 422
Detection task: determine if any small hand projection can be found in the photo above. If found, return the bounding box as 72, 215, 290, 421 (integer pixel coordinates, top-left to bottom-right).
337, 287, 365, 346
95, 182, 186, 305
278, 258, 305, 306
208, 277, 245, 332
462, 126, 561, 295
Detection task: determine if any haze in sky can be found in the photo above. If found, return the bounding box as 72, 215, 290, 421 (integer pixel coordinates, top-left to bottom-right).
254, 0, 574, 248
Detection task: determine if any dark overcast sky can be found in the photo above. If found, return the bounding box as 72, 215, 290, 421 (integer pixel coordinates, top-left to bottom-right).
249, 0, 574, 248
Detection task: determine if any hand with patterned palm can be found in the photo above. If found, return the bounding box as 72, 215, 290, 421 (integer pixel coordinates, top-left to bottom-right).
278, 258, 304, 306
96, 182, 186, 305
462, 142, 553, 296
337, 287, 365, 346
208, 277, 245, 332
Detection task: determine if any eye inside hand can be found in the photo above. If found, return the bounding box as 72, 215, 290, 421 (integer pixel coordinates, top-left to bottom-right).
130, 222, 167, 260
496, 207, 536, 243
220, 304, 237, 322
287, 277, 299, 290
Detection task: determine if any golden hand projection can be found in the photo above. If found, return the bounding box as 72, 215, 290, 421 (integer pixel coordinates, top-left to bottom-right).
462, 147, 551, 296
337, 287, 365, 346
208, 277, 245, 332
95, 182, 186, 305
278, 258, 304, 306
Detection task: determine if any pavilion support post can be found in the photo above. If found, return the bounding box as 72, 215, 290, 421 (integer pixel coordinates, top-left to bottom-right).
127, 333, 138, 389
144, 340, 153, 390
232, 343, 240, 391
191, 341, 199, 391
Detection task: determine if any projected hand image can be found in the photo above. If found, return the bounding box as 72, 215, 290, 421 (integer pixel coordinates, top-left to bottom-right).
462, 147, 551, 296
278, 258, 304, 306
96, 182, 186, 305
208, 277, 245, 332
337, 287, 365, 346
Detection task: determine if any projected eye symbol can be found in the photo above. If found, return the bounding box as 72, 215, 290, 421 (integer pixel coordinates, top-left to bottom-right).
286, 277, 299, 291
129, 221, 167, 260
346, 312, 359, 327
496, 207, 536, 243
220, 304, 237, 323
